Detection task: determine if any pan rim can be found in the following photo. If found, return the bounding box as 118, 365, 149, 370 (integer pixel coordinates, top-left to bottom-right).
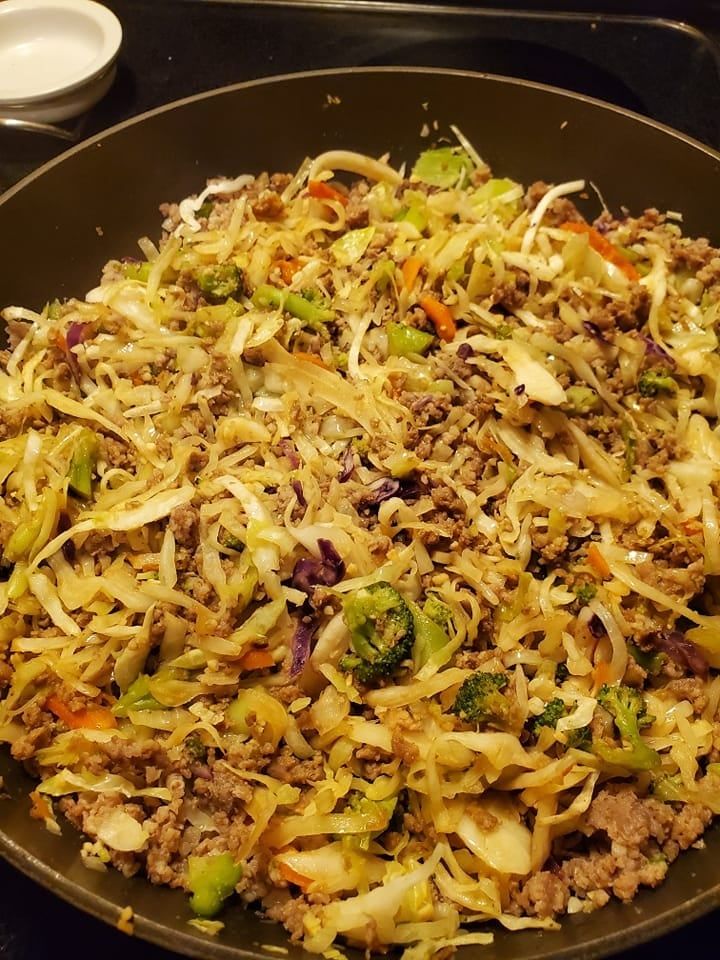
1, 64, 720, 209
2, 63, 720, 960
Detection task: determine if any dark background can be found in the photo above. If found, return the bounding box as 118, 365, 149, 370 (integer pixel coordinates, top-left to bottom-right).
2, 0, 720, 957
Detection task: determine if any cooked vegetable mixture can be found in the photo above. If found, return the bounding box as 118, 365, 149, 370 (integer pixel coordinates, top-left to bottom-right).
2, 135, 720, 954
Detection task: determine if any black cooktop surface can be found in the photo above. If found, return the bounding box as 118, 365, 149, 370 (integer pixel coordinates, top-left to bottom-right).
1, 1, 720, 957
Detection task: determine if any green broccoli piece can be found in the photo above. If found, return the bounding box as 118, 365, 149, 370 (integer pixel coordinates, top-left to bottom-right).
574, 583, 597, 605
343, 791, 397, 849
341, 581, 414, 683
594, 683, 660, 771
423, 595, 452, 628
652, 772, 720, 815
451, 671, 512, 728
638, 369, 677, 398
566, 725, 592, 750
627, 641, 665, 676
562, 385, 602, 415
196, 263, 242, 301
531, 697, 566, 735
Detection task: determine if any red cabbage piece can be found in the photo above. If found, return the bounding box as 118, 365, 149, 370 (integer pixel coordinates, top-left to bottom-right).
363, 477, 401, 504
339, 445, 354, 482
652, 630, 708, 678
583, 320, 607, 342
291, 538, 346, 594
640, 335, 675, 366
291, 480, 307, 508
277, 438, 300, 469
290, 617, 316, 677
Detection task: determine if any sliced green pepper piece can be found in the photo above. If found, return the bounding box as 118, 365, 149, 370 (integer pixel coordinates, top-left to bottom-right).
187, 853, 243, 918
387, 322, 435, 357
68, 430, 99, 499
112, 674, 164, 717
123, 261, 153, 282
4, 516, 43, 564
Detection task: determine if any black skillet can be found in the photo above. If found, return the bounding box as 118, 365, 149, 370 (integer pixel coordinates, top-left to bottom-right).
1, 67, 719, 960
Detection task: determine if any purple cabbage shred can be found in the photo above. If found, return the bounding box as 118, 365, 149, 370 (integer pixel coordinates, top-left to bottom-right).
652, 630, 708, 678
291, 538, 346, 594
290, 618, 316, 677
291, 480, 307, 508
339, 445, 355, 482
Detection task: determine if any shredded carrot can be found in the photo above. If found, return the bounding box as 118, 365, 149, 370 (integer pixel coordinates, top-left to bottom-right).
560, 221, 639, 282
47, 695, 117, 730
419, 294, 457, 342
29, 789, 52, 822
593, 661, 612, 690
278, 860, 313, 892
293, 351, 328, 368
401, 256, 423, 291
277, 258, 302, 285
239, 648, 275, 671
49, 329, 67, 352
308, 180, 348, 206
680, 519, 703, 536
587, 543, 611, 580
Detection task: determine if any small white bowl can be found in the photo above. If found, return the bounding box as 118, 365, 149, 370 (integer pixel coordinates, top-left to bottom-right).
0, 0, 122, 122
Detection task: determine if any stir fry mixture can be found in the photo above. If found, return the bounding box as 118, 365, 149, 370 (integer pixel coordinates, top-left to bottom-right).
2, 137, 720, 955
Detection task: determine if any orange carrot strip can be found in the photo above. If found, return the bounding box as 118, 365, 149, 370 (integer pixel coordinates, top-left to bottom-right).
560, 221, 639, 282
239, 649, 275, 671
278, 259, 302, 285
587, 543, 611, 580
47, 695, 117, 730
308, 180, 348, 206
29, 790, 52, 822
593, 661, 612, 690
278, 861, 313, 892
401, 256, 423, 291
419, 294, 457, 342
293, 351, 328, 368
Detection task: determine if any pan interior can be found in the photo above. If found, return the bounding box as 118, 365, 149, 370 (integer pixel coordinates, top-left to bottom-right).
1, 66, 720, 960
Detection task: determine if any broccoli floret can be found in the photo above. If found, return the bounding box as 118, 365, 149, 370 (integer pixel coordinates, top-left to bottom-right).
196, 263, 242, 301
531, 697, 566, 735
638, 369, 677, 398
343, 791, 397, 849
653, 771, 720, 814
562, 385, 602, 415
627, 641, 665, 676
566, 725, 591, 750
574, 583, 597, 605
341, 582, 414, 683
594, 683, 660, 771
451, 671, 512, 728
423, 595, 452, 628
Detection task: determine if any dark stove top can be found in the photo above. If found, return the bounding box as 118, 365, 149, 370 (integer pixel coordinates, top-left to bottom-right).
1, 1, 720, 957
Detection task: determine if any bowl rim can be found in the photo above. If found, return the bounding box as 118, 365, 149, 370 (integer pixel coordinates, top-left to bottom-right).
0, 0, 122, 107
1, 64, 720, 960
